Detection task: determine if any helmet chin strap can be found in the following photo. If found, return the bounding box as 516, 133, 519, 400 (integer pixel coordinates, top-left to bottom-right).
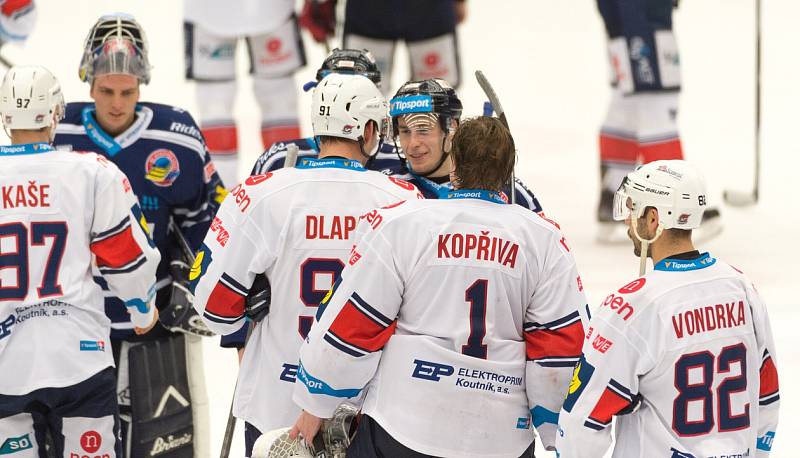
418, 135, 451, 178
631, 222, 664, 276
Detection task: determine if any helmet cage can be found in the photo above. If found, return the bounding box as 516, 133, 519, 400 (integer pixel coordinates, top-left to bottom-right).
79, 14, 150, 84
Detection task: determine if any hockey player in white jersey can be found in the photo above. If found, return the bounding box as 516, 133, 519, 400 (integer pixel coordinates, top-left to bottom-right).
556, 160, 779, 457
0, 66, 159, 456
184, 0, 305, 185
290, 116, 587, 457
191, 72, 423, 456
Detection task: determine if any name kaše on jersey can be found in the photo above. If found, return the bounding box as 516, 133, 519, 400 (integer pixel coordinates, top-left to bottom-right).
1, 179, 52, 210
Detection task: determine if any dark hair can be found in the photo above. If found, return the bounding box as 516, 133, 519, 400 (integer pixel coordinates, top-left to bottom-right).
451, 116, 515, 191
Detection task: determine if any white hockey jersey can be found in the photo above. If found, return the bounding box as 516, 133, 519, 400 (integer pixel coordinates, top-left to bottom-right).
0, 143, 160, 396
183, 0, 294, 38
190, 156, 423, 434
556, 253, 780, 458
293, 190, 589, 457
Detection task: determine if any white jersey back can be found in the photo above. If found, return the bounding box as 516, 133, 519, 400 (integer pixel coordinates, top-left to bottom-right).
184, 0, 293, 37
191, 157, 423, 433
293, 192, 589, 456
557, 254, 780, 457
0, 145, 159, 395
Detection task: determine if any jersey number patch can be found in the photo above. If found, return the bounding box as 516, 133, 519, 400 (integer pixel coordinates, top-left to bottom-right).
673, 343, 749, 436
0, 222, 67, 301
462, 279, 488, 359
299, 258, 344, 338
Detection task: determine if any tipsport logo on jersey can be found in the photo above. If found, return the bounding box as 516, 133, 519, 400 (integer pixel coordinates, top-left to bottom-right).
144, 149, 180, 187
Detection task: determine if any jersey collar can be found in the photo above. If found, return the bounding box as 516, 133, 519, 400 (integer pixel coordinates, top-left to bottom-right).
295, 156, 365, 171
654, 252, 716, 272
412, 174, 453, 197
81, 104, 154, 156
0, 143, 54, 156
445, 189, 507, 204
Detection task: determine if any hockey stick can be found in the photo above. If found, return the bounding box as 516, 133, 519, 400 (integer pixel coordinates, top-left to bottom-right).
475, 70, 516, 205
219, 142, 301, 458
0, 53, 13, 69
724, 0, 761, 206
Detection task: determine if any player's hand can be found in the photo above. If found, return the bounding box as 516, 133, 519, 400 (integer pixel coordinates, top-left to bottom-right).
289, 410, 323, 447
134, 306, 159, 335
454, 1, 468, 24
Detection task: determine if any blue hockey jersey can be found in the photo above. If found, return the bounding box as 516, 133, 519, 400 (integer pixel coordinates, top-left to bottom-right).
54, 102, 226, 338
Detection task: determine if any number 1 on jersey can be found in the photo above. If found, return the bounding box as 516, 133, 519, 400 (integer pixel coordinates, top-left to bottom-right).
462, 279, 488, 359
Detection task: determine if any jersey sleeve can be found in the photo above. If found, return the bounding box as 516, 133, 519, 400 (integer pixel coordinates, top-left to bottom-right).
292, 223, 402, 418
555, 294, 656, 458
524, 235, 587, 449
173, 126, 227, 251
501, 177, 544, 213
189, 196, 273, 335
90, 160, 161, 328
748, 283, 780, 456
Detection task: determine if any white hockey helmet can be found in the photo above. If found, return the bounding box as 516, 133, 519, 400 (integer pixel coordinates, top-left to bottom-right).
79, 13, 151, 84
613, 160, 708, 230
311, 73, 388, 155
0, 66, 65, 135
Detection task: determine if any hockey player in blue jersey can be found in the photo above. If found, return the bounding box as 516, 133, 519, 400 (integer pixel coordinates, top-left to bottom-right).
52, 13, 224, 458
251, 48, 402, 177
252, 51, 543, 211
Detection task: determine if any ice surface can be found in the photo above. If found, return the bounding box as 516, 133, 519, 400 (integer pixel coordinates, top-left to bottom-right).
11, 0, 797, 455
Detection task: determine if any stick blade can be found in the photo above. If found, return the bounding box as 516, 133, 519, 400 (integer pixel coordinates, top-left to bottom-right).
723, 190, 758, 207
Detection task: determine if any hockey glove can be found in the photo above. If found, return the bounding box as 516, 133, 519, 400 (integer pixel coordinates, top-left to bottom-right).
160, 259, 215, 337
245, 273, 271, 323
299, 0, 336, 43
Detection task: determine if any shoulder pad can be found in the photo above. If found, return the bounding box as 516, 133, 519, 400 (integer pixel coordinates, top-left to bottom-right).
140, 102, 205, 143
63, 102, 93, 124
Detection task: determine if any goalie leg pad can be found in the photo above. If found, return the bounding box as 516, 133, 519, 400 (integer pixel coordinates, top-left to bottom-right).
127, 335, 194, 457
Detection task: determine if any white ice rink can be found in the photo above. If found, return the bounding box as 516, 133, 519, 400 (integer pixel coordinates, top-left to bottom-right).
7, 0, 798, 456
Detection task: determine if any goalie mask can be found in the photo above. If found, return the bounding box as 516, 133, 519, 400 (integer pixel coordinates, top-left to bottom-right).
0, 66, 65, 141
79, 13, 151, 84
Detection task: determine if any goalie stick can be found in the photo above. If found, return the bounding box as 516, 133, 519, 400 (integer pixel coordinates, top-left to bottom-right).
475, 70, 516, 205
219, 142, 301, 458
724, 0, 761, 206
